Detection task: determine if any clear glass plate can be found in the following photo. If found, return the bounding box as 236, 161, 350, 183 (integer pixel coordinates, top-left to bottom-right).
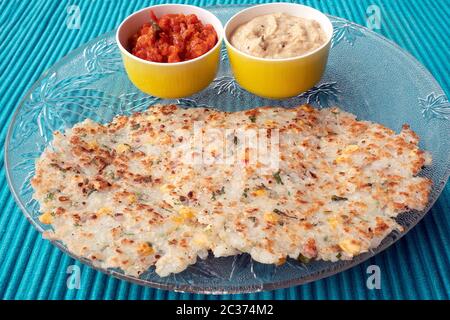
5, 5, 450, 294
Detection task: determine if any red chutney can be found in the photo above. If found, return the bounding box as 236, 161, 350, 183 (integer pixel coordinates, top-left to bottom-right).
129, 11, 218, 63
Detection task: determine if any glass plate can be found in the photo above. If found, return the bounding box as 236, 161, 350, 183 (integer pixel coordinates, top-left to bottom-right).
5, 5, 450, 294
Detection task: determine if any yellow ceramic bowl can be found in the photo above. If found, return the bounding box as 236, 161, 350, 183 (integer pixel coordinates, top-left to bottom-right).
224, 3, 333, 99
116, 4, 223, 98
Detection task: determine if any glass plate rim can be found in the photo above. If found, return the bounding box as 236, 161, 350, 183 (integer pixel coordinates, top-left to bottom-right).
4, 6, 450, 294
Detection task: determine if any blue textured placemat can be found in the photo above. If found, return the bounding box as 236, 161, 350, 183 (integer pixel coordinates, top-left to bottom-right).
0, 0, 448, 300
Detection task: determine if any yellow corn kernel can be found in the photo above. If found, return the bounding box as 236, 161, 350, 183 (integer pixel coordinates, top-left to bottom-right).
127, 194, 137, 204
264, 120, 277, 127
161, 135, 172, 144
409, 150, 418, 157
137, 242, 154, 256
116, 143, 131, 154
276, 257, 287, 266
300, 105, 311, 111
39, 212, 53, 224
92, 180, 101, 190
171, 215, 184, 224
97, 207, 112, 216
264, 212, 279, 223
335, 155, 348, 164
343, 144, 359, 154
71, 175, 83, 184
254, 189, 266, 197
170, 207, 196, 225
338, 239, 361, 256
331, 107, 340, 114
327, 217, 339, 230
87, 141, 98, 150
179, 207, 195, 219
159, 184, 174, 193
193, 233, 208, 246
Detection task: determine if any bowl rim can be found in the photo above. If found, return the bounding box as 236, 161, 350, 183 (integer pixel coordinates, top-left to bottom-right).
223, 2, 333, 62
115, 4, 224, 67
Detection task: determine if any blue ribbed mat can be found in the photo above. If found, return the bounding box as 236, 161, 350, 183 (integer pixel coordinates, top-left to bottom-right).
0, 0, 449, 300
